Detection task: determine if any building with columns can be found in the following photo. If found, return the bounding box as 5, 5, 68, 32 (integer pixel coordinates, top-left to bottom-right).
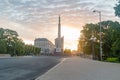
34, 38, 55, 54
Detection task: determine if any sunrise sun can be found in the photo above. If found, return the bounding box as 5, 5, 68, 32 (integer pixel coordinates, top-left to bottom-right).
61, 26, 80, 50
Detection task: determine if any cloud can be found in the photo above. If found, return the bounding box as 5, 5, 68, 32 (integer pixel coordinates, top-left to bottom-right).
0, 0, 119, 49
0, 0, 117, 24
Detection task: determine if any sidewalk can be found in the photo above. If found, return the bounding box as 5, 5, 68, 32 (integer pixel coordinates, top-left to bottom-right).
36, 57, 120, 80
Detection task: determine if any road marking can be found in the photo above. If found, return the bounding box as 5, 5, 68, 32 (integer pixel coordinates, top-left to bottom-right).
35, 58, 67, 80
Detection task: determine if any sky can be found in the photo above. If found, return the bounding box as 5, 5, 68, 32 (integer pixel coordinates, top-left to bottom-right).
0, 0, 120, 50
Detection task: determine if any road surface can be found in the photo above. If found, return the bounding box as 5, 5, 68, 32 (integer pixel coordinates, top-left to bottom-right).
36, 57, 120, 80
0, 56, 62, 80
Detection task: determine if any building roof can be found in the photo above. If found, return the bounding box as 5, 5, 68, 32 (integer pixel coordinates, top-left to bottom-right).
35, 38, 48, 41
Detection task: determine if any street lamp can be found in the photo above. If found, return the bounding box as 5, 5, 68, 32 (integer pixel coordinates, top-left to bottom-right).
93, 10, 103, 61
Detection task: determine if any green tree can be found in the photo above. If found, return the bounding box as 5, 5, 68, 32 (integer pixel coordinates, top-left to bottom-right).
14, 39, 25, 56
112, 38, 120, 57
0, 40, 7, 53
79, 23, 100, 59
114, 0, 120, 17
0, 28, 18, 55
102, 21, 120, 57
0, 28, 41, 56
34, 47, 41, 55
24, 44, 40, 56
78, 21, 120, 60
64, 49, 72, 55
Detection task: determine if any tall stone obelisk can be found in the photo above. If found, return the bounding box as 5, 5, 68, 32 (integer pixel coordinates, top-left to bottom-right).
55, 15, 64, 54
58, 15, 61, 38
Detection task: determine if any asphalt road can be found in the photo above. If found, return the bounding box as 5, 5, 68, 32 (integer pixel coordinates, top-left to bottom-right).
0, 56, 62, 80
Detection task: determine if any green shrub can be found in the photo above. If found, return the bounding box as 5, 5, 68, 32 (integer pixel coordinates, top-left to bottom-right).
106, 58, 119, 63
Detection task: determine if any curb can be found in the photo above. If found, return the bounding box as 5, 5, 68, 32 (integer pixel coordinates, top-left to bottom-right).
35, 58, 67, 80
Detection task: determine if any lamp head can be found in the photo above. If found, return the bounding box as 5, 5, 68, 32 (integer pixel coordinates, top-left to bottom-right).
93, 10, 96, 13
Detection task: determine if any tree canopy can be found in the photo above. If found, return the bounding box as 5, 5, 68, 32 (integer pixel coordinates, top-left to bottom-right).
78, 21, 120, 60
0, 28, 40, 56
114, 0, 120, 17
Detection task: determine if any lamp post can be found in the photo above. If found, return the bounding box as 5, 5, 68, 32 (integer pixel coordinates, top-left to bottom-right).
93, 10, 103, 61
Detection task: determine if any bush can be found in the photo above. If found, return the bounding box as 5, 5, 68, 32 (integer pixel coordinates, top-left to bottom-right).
106, 58, 119, 63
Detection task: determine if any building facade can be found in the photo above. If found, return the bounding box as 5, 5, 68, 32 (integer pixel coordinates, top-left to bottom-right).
55, 15, 64, 54
34, 38, 55, 54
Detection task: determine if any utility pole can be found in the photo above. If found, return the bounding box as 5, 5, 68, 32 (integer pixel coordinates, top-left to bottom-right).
93, 10, 103, 61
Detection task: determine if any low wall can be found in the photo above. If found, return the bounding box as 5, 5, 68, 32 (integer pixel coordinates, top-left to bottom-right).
0, 54, 11, 58
79, 54, 92, 59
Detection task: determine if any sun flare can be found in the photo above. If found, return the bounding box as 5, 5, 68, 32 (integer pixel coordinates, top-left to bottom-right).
61, 26, 80, 50
23, 25, 81, 51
